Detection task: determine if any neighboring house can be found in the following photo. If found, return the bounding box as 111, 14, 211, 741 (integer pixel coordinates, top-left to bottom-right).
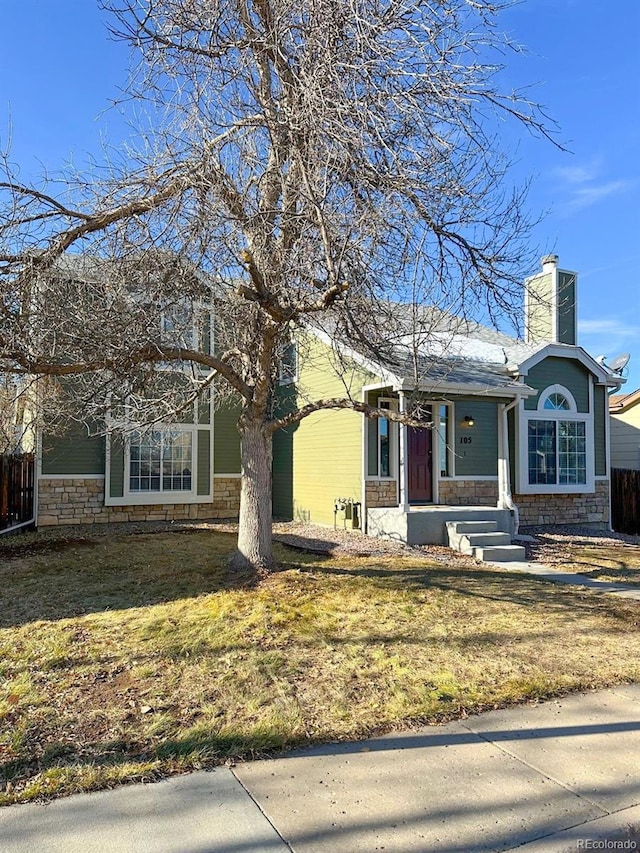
273, 255, 623, 542
0, 377, 35, 454
609, 389, 640, 470
36, 254, 623, 542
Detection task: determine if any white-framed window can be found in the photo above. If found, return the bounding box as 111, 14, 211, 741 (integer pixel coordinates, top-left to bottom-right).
159, 299, 213, 362
105, 389, 214, 506
161, 303, 196, 349
518, 384, 593, 494
128, 428, 193, 493
437, 403, 452, 478
367, 397, 398, 479
278, 341, 298, 385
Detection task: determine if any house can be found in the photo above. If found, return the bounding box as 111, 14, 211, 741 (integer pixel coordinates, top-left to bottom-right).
273, 255, 623, 543
609, 389, 640, 470
36, 254, 622, 542
35, 255, 244, 527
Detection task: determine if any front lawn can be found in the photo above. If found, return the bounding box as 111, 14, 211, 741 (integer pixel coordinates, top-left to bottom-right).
530, 533, 640, 587
1, 525, 640, 805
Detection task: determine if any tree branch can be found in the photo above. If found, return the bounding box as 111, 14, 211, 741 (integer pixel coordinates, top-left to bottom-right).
267, 398, 433, 434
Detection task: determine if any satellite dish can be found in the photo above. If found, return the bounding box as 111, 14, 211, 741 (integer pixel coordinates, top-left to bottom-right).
607, 353, 631, 375
595, 354, 607, 365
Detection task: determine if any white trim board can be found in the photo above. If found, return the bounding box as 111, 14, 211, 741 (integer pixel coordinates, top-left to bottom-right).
38, 473, 106, 480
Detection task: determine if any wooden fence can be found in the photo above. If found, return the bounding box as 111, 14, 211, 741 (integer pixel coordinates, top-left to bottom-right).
0, 453, 35, 533
610, 468, 640, 536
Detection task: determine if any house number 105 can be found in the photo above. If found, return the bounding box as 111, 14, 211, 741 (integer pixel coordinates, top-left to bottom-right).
460, 436, 473, 444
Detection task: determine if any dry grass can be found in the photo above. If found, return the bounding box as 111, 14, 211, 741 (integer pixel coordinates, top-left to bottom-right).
531, 537, 640, 587
1, 525, 640, 805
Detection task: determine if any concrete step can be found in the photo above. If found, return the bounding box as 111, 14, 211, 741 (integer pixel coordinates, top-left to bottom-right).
445, 520, 498, 536
452, 532, 513, 553
474, 544, 526, 562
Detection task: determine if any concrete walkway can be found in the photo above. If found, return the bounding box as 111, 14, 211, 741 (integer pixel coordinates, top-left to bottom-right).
3, 686, 640, 852
488, 558, 640, 601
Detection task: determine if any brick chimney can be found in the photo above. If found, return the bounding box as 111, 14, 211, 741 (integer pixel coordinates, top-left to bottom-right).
524, 255, 577, 345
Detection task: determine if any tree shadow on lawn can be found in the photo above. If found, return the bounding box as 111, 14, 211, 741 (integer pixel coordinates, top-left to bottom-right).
527, 542, 640, 587
0, 529, 373, 628
1, 527, 635, 630
0, 530, 266, 629
0, 726, 301, 803
297, 561, 639, 624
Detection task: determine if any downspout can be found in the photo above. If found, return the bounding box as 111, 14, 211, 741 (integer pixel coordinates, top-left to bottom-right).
361, 387, 368, 534
33, 430, 40, 530
497, 398, 520, 536
605, 383, 614, 532
398, 391, 409, 511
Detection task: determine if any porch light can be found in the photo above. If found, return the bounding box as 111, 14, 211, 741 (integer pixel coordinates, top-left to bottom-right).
463, 415, 475, 427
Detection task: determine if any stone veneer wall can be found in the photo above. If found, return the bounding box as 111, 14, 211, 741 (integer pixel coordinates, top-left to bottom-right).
438, 479, 499, 506
37, 477, 241, 526
365, 479, 398, 508
438, 478, 610, 526
514, 480, 609, 527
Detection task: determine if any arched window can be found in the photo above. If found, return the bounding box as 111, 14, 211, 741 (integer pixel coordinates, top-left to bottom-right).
527, 385, 587, 488
543, 392, 571, 411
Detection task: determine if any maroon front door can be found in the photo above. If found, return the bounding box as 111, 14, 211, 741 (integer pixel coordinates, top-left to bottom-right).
408, 426, 432, 503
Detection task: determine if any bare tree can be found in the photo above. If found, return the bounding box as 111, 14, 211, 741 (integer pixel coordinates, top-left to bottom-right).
0, 0, 554, 572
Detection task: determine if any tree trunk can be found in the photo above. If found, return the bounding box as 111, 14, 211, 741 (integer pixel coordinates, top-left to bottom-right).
230, 419, 275, 575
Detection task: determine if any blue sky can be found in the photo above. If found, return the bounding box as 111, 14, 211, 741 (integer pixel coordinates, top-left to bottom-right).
1, 1, 639, 389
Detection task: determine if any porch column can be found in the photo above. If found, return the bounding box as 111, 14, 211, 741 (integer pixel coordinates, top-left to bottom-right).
497, 399, 520, 535
398, 391, 410, 511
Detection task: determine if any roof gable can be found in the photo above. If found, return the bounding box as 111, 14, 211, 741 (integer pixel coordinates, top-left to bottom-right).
517, 343, 613, 384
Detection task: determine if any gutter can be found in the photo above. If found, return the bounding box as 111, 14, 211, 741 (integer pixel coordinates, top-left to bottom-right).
395, 378, 537, 398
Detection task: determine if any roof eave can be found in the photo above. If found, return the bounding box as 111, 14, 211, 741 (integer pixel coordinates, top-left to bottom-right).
394, 378, 537, 398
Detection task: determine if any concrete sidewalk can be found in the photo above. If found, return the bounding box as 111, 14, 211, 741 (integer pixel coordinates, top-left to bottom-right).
3, 686, 640, 852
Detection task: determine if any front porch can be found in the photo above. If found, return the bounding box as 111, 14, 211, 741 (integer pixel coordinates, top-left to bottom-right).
367, 504, 515, 546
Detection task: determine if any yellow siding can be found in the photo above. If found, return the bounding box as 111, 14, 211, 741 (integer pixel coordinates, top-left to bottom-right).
611, 405, 640, 470
292, 337, 378, 526
526, 271, 553, 343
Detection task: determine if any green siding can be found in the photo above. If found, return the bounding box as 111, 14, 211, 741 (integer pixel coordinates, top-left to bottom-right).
213, 404, 241, 473
109, 435, 124, 498
453, 399, 499, 477
594, 385, 607, 476
197, 430, 211, 495
524, 357, 590, 412
526, 271, 553, 342
273, 426, 294, 519
41, 428, 105, 475
558, 272, 577, 346
272, 383, 297, 519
